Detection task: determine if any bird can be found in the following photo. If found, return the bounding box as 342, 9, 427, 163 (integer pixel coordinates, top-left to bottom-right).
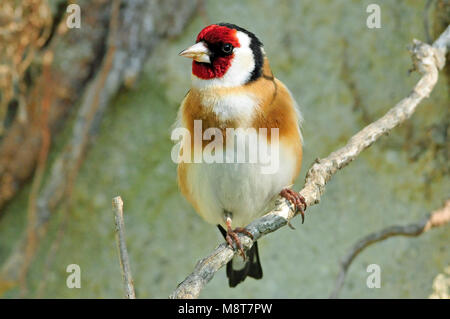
175, 23, 306, 287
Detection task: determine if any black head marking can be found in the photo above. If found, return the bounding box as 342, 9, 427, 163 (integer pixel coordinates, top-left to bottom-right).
217, 23, 264, 84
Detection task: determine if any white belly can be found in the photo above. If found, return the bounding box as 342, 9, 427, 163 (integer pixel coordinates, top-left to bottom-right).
184, 137, 297, 227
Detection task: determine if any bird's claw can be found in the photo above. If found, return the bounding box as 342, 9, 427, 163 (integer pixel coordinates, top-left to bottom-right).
280, 188, 307, 224
225, 227, 253, 261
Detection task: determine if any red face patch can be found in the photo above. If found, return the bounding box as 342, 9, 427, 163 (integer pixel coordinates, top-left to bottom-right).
192, 25, 241, 80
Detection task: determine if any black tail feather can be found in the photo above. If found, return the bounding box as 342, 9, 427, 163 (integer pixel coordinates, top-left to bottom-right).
217, 225, 263, 287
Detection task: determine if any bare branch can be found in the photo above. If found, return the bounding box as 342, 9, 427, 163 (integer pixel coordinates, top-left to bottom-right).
170, 25, 450, 299
112, 196, 136, 299
330, 199, 450, 298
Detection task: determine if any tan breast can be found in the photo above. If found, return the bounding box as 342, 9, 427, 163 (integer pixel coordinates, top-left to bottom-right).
177, 57, 303, 213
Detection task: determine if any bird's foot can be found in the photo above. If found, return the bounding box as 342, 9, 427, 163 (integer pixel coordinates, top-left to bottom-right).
280, 188, 307, 223
225, 223, 253, 261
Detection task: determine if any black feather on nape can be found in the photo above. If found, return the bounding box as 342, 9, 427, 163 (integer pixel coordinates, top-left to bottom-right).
218, 23, 264, 83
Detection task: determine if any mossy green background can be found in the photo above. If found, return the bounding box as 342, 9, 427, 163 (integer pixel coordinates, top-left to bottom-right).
0, 0, 448, 298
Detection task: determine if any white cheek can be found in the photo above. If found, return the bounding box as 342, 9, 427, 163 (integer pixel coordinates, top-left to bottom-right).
222, 46, 254, 84
191, 31, 256, 88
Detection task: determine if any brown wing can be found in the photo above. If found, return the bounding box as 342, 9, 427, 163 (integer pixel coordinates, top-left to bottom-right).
250, 74, 303, 183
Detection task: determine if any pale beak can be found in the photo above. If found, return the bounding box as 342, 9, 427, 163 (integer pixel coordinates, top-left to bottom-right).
179, 42, 211, 64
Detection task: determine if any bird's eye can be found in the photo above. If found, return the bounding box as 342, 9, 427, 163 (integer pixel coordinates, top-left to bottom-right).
221, 43, 233, 54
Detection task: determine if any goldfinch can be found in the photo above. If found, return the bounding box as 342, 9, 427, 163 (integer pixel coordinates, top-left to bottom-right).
175, 23, 306, 287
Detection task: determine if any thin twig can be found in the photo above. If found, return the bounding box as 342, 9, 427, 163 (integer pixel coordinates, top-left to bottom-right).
170, 26, 450, 299
112, 196, 136, 299
330, 199, 450, 298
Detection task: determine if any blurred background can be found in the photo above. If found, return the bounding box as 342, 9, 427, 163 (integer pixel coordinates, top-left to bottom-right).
0, 0, 448, 298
